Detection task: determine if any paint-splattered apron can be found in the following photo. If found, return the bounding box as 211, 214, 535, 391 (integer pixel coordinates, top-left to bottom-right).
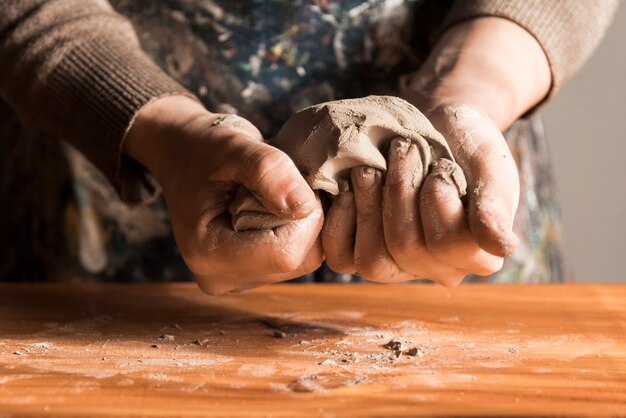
0, 0, 570, 283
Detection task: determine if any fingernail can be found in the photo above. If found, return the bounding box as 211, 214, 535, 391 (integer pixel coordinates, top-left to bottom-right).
391, 137, 411, 157
354, 167, 379, 188
285, 184, 315, 214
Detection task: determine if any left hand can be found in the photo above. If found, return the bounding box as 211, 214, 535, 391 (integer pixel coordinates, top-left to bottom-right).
321, 17, 551, 286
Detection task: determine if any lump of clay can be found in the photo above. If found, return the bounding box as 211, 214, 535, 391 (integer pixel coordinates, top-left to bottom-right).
229, 95, 466, 231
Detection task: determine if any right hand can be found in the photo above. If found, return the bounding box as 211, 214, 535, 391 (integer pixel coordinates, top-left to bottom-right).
124, 96, 324, 295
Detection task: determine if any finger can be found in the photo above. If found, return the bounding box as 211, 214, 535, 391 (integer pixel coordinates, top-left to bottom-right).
183, 197, 324, 280
352, 166, 414, 283
194, 236, 324, 295
467, 145, 520, 257
382, 138, 428, 269
249, 236, 324, 284
322, 188, 357, 274
237, 141, 316, 219
382, 139, 467, 284
420, 159, 504, 277
439, 105, 520, 257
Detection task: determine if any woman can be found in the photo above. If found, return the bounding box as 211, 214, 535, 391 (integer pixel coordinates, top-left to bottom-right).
0, 1, 618, 291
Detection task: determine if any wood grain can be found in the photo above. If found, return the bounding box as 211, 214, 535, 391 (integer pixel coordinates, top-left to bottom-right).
0, 284, 624, 417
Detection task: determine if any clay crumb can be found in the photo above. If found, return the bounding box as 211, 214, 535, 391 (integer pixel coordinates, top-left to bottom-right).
31, 342, 53, 349
509, 347, 518, 354
318, 359, 336, 366
193, 339, 210, 346
406, 347, 424, 357
272, 330, 287, 339
151, 344, 161, 349
157, 334, 175, 342
382, 339, 402, 351
288, 375, 325, 393
211, 114, 229, 127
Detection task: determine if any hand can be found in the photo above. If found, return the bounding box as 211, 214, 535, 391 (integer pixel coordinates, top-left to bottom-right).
322, 17, 551, 286
124, 96, 324, 294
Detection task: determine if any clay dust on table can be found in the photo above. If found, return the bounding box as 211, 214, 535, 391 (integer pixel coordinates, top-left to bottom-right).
0, 312, 615, 396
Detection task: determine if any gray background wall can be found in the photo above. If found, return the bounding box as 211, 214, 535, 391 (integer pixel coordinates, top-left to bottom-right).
542, 2, 625, 283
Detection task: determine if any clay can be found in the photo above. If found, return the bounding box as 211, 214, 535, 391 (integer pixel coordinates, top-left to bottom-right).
229, 188, 294, 231
272, 330, 287, 339
382, 339, 402, 351
156, 334, 175, 342
406, 347, 418, 356
229, 96, 467, 231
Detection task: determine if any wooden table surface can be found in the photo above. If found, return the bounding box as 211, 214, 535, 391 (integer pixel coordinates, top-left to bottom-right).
0, 283, 624, 417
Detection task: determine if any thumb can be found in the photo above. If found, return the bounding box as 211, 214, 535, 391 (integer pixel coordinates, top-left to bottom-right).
435, 104, 520, 257
237, 141, 316, 219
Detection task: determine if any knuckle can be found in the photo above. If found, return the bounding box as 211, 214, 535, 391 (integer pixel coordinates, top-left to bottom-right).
384, 173, 418, 192
248, 149, 292, 182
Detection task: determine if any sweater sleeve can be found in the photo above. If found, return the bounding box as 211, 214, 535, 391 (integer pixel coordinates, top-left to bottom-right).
0, 0, 195, 204
445, 0, 620, 100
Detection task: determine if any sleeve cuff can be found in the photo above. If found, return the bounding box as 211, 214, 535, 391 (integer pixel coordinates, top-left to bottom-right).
443, 0, 619, 106
47, 37, 196, 204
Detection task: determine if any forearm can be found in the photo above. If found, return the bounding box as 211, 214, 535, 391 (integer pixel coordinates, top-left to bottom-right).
445, 0, 620, 98
403, 17, 551, 130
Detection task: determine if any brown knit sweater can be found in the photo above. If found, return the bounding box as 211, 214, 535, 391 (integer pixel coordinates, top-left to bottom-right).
0, 0, 619, 204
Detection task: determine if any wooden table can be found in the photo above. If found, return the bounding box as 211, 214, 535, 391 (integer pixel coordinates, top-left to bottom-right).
0, 284, 624, 417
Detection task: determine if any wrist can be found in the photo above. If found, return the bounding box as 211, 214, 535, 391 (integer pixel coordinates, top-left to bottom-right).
123, 95, 211, 185
402, 17, 550, 129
